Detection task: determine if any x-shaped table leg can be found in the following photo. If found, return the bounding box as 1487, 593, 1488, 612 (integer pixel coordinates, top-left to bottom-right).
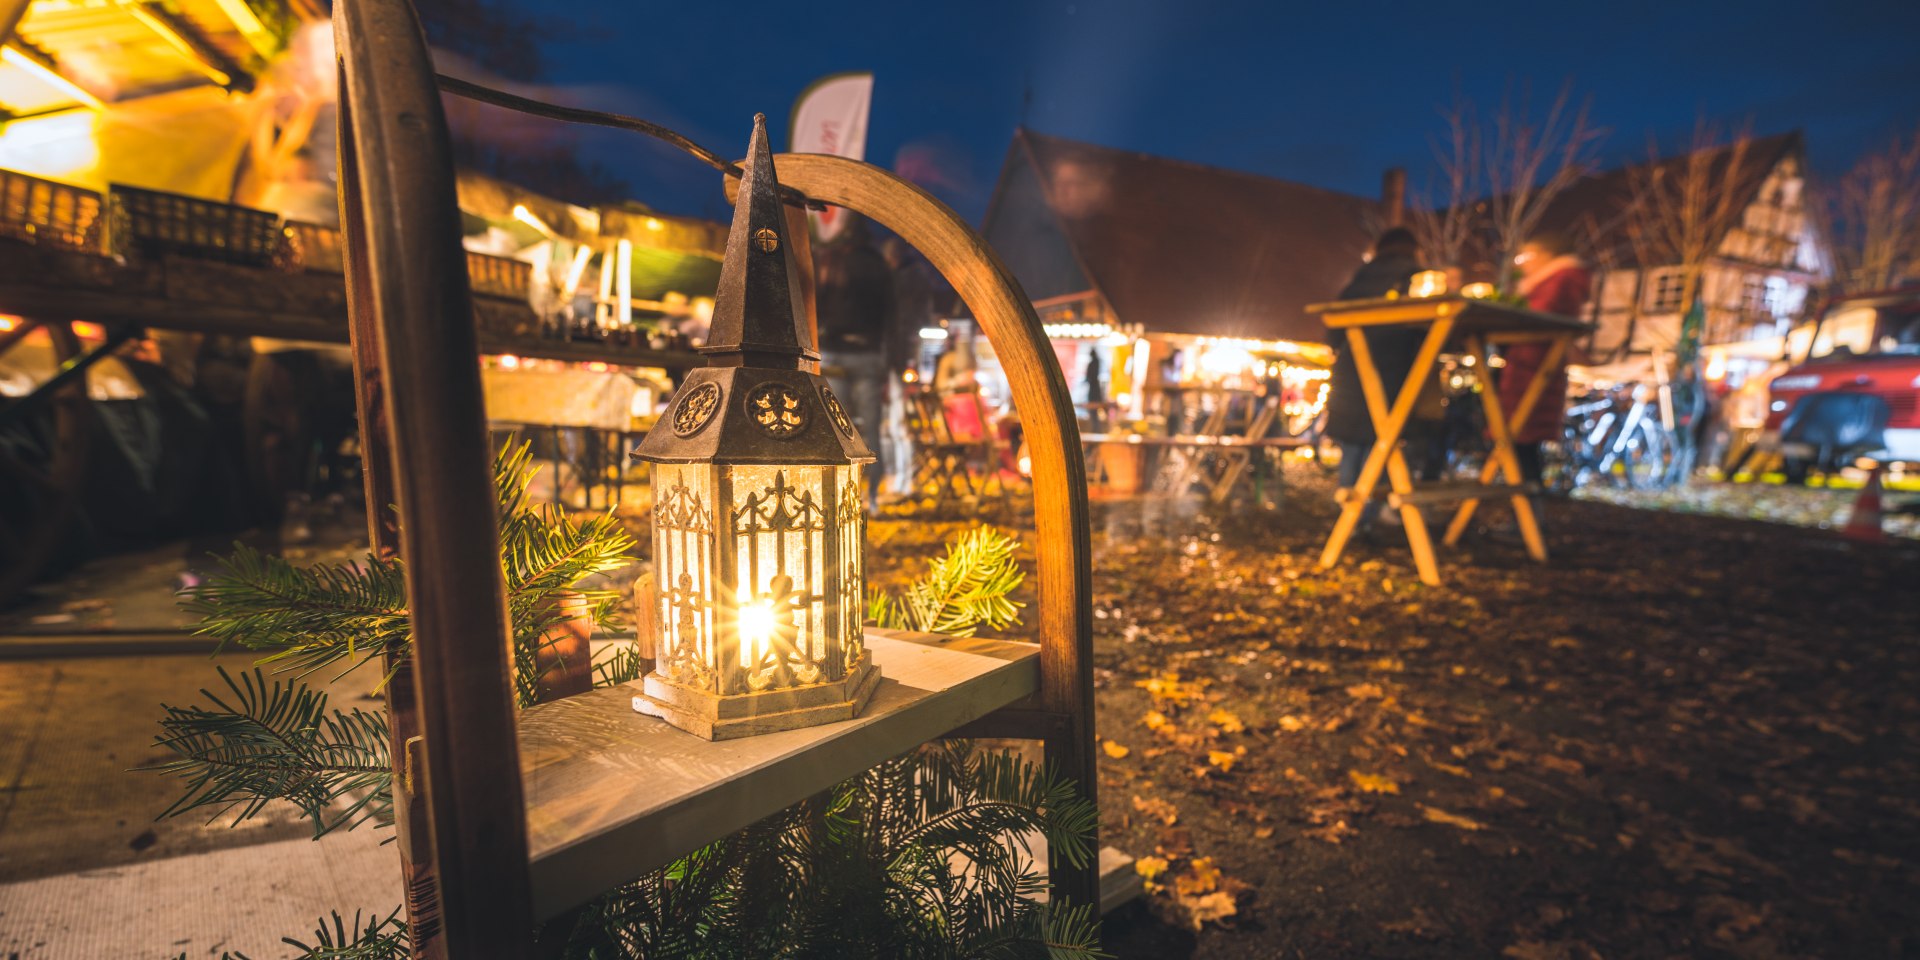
1317, 316, 1454, 586
1441, 334, 1563, 561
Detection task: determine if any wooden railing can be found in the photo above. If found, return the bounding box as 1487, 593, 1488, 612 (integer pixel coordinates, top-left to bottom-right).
283, 219, 346, 273
465, 250, 532, 300
0, 169, 104, 252
285, 219, 530, 302
0, 169, 541, 307
109, 185, 283, 266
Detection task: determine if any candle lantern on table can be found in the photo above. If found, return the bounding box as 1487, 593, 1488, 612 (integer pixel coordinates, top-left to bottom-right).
629, 115, 878, 740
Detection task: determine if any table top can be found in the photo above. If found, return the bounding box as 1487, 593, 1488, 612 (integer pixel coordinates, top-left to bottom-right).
518, 628, 1039, 918
1307, 295, 1594, 335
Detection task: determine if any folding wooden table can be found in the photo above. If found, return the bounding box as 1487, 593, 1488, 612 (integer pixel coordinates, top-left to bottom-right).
1307, 296, 1591, 586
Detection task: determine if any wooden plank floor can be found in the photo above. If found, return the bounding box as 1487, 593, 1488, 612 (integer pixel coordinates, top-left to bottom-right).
519, 629, 1040, 918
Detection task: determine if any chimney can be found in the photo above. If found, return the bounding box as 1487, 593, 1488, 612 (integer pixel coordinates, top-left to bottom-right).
1381, 167, 1406, 228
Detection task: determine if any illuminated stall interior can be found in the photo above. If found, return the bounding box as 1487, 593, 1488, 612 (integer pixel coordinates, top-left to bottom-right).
975, 128, 1385, 437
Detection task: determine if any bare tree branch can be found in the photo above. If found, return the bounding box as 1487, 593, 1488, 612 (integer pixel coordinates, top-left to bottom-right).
1481, 83, 1605, 287
1823, 125, 1920, 294
1623, 121, 1766, 342
1406, 99, 1482, 270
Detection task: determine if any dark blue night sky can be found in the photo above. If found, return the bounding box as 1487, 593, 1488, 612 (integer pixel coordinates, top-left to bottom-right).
488, 0, 1920, 225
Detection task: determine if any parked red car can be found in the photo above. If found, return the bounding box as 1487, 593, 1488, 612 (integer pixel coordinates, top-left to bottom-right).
1764, 289, 1920, 482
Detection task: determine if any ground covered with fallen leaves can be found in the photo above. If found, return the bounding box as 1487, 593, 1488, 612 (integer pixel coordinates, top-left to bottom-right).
870, 464, 1920, 959
1575, 476, 1920, 542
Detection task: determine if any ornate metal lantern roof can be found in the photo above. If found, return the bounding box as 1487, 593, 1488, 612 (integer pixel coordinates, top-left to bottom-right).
633, 116, 874, 467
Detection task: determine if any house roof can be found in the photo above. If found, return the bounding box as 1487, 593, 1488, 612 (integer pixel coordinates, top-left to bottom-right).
984, 129, 1379, 341
1530, 131, 1803, 269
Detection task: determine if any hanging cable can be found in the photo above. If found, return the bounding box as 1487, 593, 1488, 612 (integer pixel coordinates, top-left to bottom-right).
434, 73, 826, 210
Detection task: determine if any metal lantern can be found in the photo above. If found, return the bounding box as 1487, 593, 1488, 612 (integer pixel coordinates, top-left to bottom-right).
629, 115, 878, 740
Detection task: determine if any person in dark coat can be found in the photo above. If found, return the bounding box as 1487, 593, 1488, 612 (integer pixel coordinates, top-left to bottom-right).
1323, 227, 1426, 527
1502, 231, 1592, 485
815, 220, 894, 504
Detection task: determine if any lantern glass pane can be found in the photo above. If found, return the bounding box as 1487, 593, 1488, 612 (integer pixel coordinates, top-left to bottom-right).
726, 464, 832, 693
651, 462, 717, 692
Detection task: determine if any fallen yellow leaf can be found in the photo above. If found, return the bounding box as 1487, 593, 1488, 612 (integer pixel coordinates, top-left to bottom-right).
1102, 740, 1131, 759
1276, 714, 1307, 732
1420, 804, 1485, 830
1207, 708, 1245, 734
1135, 672, 1208, 708
1134, 855, 1169, 880
1207, 747, 1245, 772
1349, 770, 1400, 794
1181, 890, 1238, 928
1429, 761, 1471, 777
1142, 710, 1171, 731
1173, 856, 1220, 896
1345, 682, 1385, 700
1132, 794, 1179, 825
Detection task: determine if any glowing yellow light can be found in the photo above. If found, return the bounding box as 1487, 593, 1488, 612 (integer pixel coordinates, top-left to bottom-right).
587, 361, 609, 372
1044, 321, 1112, 339
126, 7, 233, 87
1461, 282, 1495, 299
72, 321, 105, 339
561, 245, 593, 298
512, 204, 553, 236
209, 0, 276, 58
0, 316, 18, 332
0, 109, 99, 182
497, 353, 520, 369
735, 597, 779, 668
645, 217, 663, 231
1, 47, 105, 111
1410, 270, 1448, 298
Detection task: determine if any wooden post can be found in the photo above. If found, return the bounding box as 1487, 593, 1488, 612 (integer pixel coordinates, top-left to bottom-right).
336, 76, 438, 957
334, 0, 536, 955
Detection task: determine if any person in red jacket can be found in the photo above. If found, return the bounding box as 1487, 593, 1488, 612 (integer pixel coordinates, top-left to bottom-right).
1502, 232, 1592, 485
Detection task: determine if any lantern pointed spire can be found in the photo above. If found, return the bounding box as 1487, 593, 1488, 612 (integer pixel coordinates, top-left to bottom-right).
702, 113, 815, 367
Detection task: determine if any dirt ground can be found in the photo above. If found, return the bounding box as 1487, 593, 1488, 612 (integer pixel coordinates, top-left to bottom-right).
871, 464, 1920, 960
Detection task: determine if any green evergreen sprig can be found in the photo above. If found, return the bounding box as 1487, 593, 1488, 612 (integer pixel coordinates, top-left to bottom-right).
148, 666, 393, 837
170, 908, 409, 960
867, 526, 1026, 637
559, 741, 1105, 960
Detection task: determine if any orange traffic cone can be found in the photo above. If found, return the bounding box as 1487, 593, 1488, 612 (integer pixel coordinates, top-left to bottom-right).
1841, 466, 1888, 544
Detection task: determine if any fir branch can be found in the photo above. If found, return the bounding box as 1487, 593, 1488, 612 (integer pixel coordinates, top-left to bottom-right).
281, 907, 410, 960
593, 641, 647, 687
145, 667, 393, 838
182, 544, 409, 681
869, 527, 1026, 637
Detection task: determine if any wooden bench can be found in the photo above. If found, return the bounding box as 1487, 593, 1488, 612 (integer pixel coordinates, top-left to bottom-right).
1384, 481, 1539, 509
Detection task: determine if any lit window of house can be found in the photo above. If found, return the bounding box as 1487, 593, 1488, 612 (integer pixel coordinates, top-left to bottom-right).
1647, 269, 1687, 311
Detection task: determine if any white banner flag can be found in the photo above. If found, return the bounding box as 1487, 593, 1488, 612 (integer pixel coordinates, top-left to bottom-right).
789, 71, 872, 243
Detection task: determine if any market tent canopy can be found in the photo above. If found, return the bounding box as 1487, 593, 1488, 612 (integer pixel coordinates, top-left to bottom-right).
982, 128, 1378, 342
0, 0, 308, 114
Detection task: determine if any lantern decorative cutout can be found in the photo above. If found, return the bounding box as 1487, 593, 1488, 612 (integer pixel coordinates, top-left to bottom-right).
629, 114, 879, 740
